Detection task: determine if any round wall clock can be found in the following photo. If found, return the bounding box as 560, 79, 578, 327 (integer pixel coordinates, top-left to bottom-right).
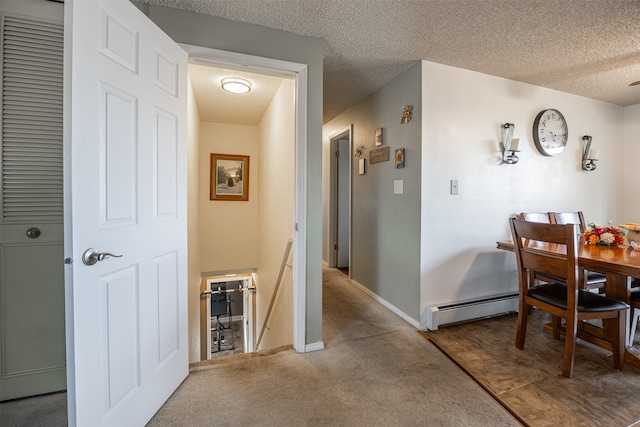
532, 108, 568, 156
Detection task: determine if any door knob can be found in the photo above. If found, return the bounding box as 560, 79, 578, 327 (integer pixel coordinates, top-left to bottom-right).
82, 248, 123, 266
26, 227, 41, 239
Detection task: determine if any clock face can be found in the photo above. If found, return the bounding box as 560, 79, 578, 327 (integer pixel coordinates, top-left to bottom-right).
533, 109, 568, 156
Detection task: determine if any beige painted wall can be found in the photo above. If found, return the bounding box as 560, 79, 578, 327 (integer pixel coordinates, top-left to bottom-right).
255, 79, 295, 349
186, 77, 202, 363
198, 123, 259, 272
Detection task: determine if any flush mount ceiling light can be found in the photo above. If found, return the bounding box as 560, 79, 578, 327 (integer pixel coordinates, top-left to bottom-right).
221, 77, 252, 94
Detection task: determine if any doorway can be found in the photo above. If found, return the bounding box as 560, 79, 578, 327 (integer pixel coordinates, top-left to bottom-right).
329, 126, 352, 275
186, 56, 299, 360
203, 275, 255, 360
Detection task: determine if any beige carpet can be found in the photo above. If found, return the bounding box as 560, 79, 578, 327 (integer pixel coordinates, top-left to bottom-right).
0, 391, 67, 427
426, 311, 640, 427
147, 267, 519, 426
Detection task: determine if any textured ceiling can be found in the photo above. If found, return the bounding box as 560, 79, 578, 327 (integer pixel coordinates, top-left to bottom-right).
143, 0, 640, 123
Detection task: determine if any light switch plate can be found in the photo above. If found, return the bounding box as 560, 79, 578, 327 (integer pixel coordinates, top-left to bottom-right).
450, 179, 459, 195
394, 180, 403, 194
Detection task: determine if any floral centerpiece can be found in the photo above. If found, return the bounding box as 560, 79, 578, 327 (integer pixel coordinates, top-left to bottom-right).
583, 222, 625, 246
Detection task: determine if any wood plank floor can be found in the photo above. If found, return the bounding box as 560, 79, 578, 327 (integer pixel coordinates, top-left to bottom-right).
425, 310, 640, 427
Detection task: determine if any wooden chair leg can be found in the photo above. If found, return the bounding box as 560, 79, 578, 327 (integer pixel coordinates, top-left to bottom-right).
562, 314, 578, 378
516, 302, 529, 349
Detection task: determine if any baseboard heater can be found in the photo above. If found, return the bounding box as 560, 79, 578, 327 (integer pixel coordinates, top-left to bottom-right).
425, 292, 518, 330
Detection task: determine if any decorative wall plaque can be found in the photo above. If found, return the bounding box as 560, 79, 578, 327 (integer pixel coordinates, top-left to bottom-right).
370, 146, 390, 164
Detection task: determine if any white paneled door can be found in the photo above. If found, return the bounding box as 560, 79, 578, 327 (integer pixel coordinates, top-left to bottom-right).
65, 0, 188, 425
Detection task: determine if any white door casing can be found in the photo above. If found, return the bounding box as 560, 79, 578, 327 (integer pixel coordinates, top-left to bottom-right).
64, 0, 188, 425
181, 44, 308, 353
336, 138, 350, 268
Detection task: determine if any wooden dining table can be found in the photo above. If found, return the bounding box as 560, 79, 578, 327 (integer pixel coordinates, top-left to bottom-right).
497, 239, 640, 368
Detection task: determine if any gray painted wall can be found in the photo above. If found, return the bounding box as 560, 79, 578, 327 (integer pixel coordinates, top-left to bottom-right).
324, 63, 422, 321
139, 4, 324, 346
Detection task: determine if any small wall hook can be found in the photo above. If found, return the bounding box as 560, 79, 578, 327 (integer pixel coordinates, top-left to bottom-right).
401, 105, 413, 124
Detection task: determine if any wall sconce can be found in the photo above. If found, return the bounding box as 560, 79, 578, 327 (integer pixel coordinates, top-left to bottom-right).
582, 135, 599, 171
501, 123, 519, 164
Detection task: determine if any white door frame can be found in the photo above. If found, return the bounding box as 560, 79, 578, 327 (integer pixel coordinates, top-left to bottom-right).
328, 125, 352, 271
180, 44, 308, 353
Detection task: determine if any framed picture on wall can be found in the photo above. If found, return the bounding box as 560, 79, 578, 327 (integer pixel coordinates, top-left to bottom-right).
375, 128, 383, 146
395, 148, 405, 168
210, 153, 250, 201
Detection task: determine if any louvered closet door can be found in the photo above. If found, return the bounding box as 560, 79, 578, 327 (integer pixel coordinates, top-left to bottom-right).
0, 13, 65, 401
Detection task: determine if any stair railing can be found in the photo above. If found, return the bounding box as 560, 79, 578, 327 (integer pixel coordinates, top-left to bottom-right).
256, 239, 293, 350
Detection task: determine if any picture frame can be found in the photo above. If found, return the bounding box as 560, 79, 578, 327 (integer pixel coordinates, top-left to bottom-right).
375, 128, 383, 146
210, 153, 249, 201
395, 148, 405, 168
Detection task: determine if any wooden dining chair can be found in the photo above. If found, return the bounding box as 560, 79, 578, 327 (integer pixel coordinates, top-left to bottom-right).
517, 212, 562, 286
510, 218, 629, 378
518, 212, 554, 224
628, 291, 640, 347
552, 211, 607, 293
552, 211, 587, 232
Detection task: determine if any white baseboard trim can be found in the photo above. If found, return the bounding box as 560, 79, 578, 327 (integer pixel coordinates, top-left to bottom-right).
350, 279, 421, 329
304, 341, 325, 352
